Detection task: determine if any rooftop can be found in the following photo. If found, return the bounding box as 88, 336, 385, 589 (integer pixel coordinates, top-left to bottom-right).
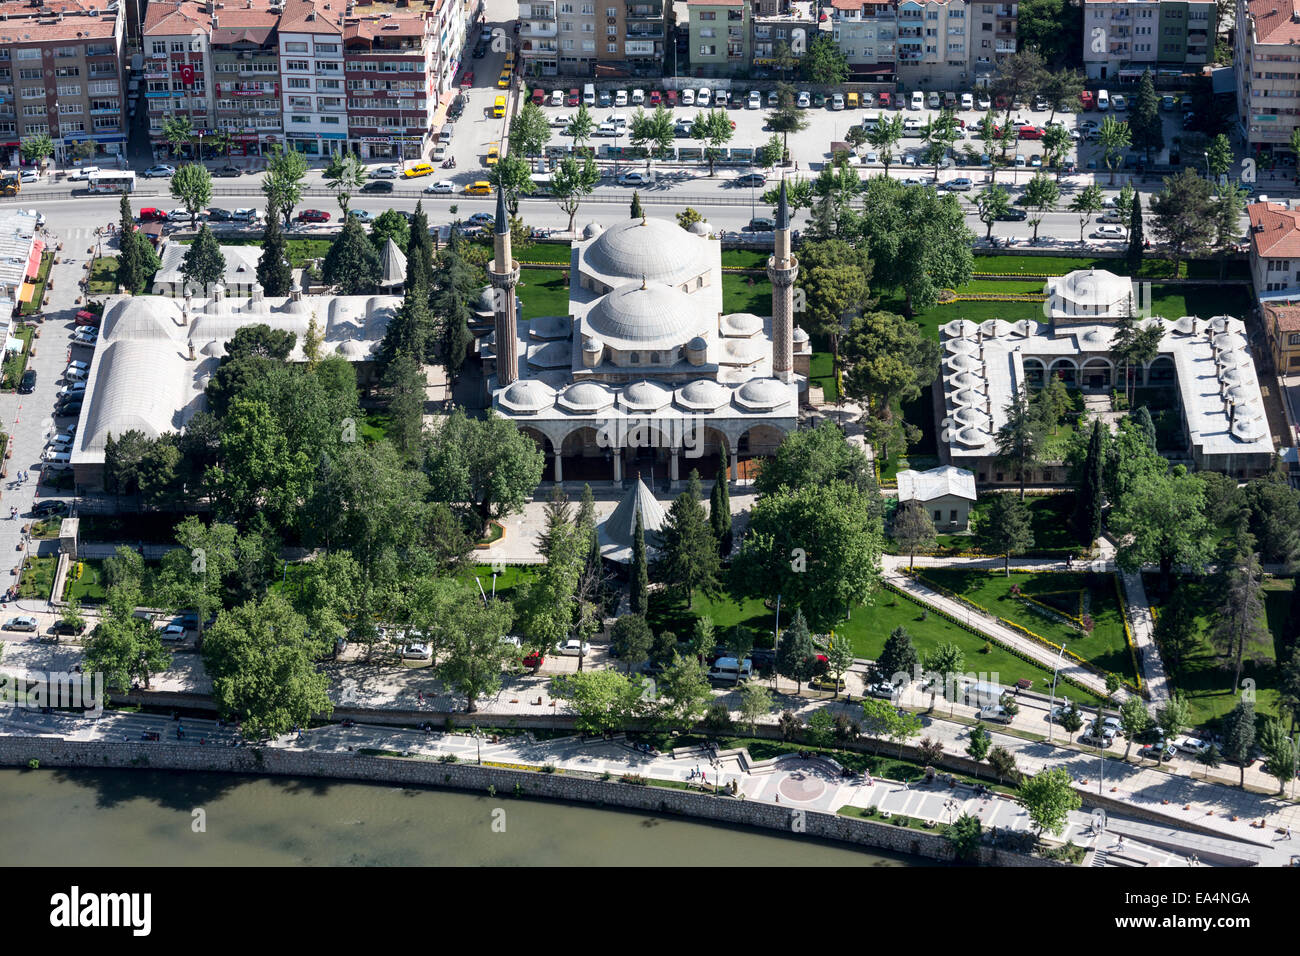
1263, 302, 1300, 333
1247, 201, 1300, 259
1244, 0, 1300, 46
897, 465, 977, 503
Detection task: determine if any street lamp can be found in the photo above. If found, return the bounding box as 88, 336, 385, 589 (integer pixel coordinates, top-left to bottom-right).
1045, 642, 1067, 744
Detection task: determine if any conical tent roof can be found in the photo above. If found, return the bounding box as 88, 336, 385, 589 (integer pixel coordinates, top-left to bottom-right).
602, 476, 665, 548
379, 238, 407, 287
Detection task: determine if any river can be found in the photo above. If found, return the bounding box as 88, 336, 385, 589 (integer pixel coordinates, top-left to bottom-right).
0, 768, 918, 866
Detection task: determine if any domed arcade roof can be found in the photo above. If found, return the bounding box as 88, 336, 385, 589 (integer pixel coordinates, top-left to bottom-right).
582, 217, 706, 286
585, 281, 707, 349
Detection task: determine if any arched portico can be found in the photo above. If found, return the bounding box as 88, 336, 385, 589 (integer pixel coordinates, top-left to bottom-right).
1080, 357, 1114, 390
1023, 357, 1047, 389
1048, 357, 1078, 387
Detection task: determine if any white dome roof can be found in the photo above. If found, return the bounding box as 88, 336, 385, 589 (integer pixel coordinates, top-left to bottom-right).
582, 222, 604, 239
953, 406, 990, 428
1219, 364, 1253, 387
945, 353, 983, 374
734, 377, 792, 411
558, 381, 616, 413
583, 217, 704, 285
530, 314, 571, 340
947, 371, 985, 390
945, 338, 978, 355
687, 220, 712, 236
980, 319, 1013, 337
721, 338, 764, 364
582, 334, 602, 351
942, 319, 979, 339
951, 387, 985, 406
721, 312, 764, 337
1080, 327, 1109, 347
675, 378, 730, 412
586, 281, 704, 348
1213, 332, 1247, 352
335, 340, 370, 359
477, 286, 496, 312
101, 297, 184, 342
619, 380, 674, 412
1173, 315, 1197, 335
954, 426, 989, 447
1011, 319, 1038, 337
1232, 416, 1266, 443
499, 379, 556, 413
1209, 316, 1244, 335
1055, 268, 1131, 306
792, 326, 810, 344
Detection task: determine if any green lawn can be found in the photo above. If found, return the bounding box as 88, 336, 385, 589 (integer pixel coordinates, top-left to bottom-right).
357, 409, 391, 443
457, 564, 541, 603
720, 271, 771, 315
1146, 575, 1292, 728
1, 325, 33, 390
927, 494, 1081, 557
971, 254, 1250, 281
179, 237, 332, 269
808, 351, 838, 402
63, 558, 167, 606
518, 267, 570, 320
87, 256, 119, 295
16, 556, 57, 601
917, 568, 1136, 684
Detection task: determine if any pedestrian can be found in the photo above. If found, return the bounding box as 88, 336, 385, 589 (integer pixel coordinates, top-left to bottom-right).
1287, 826, 1293, 841
1117, 834, 1124, 849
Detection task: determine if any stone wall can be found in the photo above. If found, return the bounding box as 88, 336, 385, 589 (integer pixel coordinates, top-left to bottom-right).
0, 736, 1060, 867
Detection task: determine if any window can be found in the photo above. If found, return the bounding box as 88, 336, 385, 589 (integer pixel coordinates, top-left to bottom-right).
285, 60, 309, 71
288, 77, 310, 89
55, 66, 81, 78
24, 122, 48, 134
56, 84, 81, 97
18, 68, 41, 80
316, 43, 339, 55
15, 48, 40, 60
171, 41, 186, 52
1290, 333, 1300, 346
608, 42, 618, 52
933, 510, 942, 521
92, 116, 118, 130
21, 87, 43, 99
152, 41, 167, 55
22, 104, 44, 116
285, 41, 309, 53
53, 46, 77, 58
950, 510, 958, 523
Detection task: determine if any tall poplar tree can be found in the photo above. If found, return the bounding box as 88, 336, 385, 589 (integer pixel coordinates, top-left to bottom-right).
1072, 418, 1105, 547
710, 471, 732, 556
256, 206, 293, 297
630, 509, 649, 617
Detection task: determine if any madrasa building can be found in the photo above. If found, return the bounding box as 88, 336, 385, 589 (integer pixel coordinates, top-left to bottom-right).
479, 183, 812, 487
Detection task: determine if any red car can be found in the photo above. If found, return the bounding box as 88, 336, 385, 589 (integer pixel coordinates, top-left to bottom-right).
665, 89, 678, 107
75, 309, 101, 327
297, 209, 330, 223
531, 88, 545, 106
459, 69, 474, 90
567, 88, 580, 106
1017, 125, 1043, 140
879, 92, 891, 108
649, 90, 661, 106
1080, 90, 1096, 110
522, 649, 545, 669
138, 207, 167, 222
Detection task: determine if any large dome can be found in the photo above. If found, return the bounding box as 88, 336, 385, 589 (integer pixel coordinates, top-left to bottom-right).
734, 378, 792, 411
499, 379, 556, 413
585, 281, 705, 348
583, 218, 704, 285
675, 379, 730, 412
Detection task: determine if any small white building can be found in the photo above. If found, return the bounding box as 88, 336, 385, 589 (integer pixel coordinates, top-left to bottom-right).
151, 243, 262, 297
897, 465, 977, 531
1045, 269, 1136, 323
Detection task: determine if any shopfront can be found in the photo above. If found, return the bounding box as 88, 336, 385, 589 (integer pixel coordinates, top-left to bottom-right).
287, 130, 348, 157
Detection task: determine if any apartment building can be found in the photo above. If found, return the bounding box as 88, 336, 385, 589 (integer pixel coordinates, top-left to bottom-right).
831, 0, 897, 81
276, 0, 346, 157
519, 0, 665, 77
687, 0, 748, 76
144, 0, 216, 158
619, 0, 667, 76
0, 0, 128, 163
210, 4, 284, 155
519, 0, 559, 76
556, 0, 600, 75
751, 0, 817, 74
1083, 0, 1214, 80
1237, 0, 1300, 153
344, 10, 434, 160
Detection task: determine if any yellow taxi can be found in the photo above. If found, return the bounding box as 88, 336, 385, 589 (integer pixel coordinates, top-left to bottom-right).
486, 143, 500, 166
465, 181, 492, 195
403, 162, 435, 178
497, 70, 511, 89
492, 95, 506, 118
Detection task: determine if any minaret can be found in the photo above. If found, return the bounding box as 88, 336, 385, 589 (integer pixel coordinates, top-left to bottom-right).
488, 186, 521, 386
767, 176, 798, 383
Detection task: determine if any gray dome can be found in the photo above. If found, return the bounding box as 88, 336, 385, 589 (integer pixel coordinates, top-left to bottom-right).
947, 371, 985, 390
945, 337, 978, 355
1209, 316, 1244, 335
582, 334, 602, 351
102, 297, 183, 341
954, 426, 988, 447
1213, 332, 1247, 352
687, 335, 708, 351
1232, 416, 1266, 443
477, 286, 496, 312
586, 281, 703, 347
951, 387, 985, 406
499, 379, 556, 413
1219, 364, 1252, 387
1080, 327, 1108, 347
619, 380, 673, 412
675, 379, 730, 412
945, 353, 983, 374
1172, 315, 1197, 335
721, 338, 764, 364
584, 217, 703, 284
335, 340, 370, 359
582, 222, 604, 239
557, 381, 615, 413
979, 319, 1012, 337
687, 220, 712, 236
792, 326, 809, 344
952, 406, 990, 428
530, 314, 571, 340
1011, 319, 1038, 337
734, 378, 791, 411
721, 313, 764, 337
943, 319, 979, 339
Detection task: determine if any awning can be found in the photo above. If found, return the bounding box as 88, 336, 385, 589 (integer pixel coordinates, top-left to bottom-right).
430, 92, 453, 134
25, 238, 44, 281
17, 281, 35, 303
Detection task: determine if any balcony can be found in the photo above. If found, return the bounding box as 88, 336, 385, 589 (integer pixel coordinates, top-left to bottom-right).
899, 26, 920, 37
995, 41, 1016, 54
627, 26, 663, 38
522, 21, 558, 36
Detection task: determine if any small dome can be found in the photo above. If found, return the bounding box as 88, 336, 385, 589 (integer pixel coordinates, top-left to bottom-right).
1011, 319, 1038, 337
499, 378, 556, 413
619, 380, 673, 412
687, 220, 712, 236
675, 379, 730, 412
1232, 416, 1266, 443
951, 387, 985, 407
1172, 315, 1197, 335
792, 326, 810, 344
1226, 384, 1253, 404
1209, 316, 1244, 336
947, 371, 985, 390
335, 340, 370, 359
1140, 316, 1166, 334
942, 319, 979, 339
557, 381, 615, 413
945, 353, 983, 374
953, 406, 990, 428
954, 426, 988, 447
721, 313, 764, 337
1213, 332, 1247, 352
1080, 327, 1108, 347
1219, 364, 1252, 387
980, 319, 1012, 338
721, 338, 764, 364
687, 335, 708, 352
201, 340, 227, 358
582, 222, 604, 239
477, 287, 496, 312
530, 314, 572, 341
945, 338, 978, 355
734, 377, 792, 411
582, 334, 602, 351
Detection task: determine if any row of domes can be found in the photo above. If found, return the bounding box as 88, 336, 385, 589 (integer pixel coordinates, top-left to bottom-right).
499, 377, 794, 415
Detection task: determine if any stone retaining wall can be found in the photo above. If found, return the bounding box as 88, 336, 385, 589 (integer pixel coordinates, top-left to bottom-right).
0, 736, 1061, 867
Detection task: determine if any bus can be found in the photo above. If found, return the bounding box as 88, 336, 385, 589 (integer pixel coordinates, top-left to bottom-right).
528, 173, 553, 197
86, 170, 136, 194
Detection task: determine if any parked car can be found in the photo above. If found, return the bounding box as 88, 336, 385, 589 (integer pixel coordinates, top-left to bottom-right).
400, 642, 433, 661
56, 400, 83, 415
297, 209, 330, 223
205, 207, 235, 222
566, 88, 580, 106
735, 172, 766, 187
1161, 94, 1176, 111
522, 649, 545, 669
31, 500, 68, 518
555, 639, 592, 656
142, 164, 175, 178
166, 208, 195, 224
747, 217, 776, 232
52, 619, 87, 636
371, 165, 400, 178
649, 90, 662, 106
230, 208, 261, 222
1092, 224, 1126, 239
424, 180, 455, 194
1138, 742, 1177, 763
831, 92, 845, 110
867, 680, 897, 699
943, 177, 974, 191
1174, 735, 1211, 756
797, 90, 811, 108
681, 88, 695, 106
213, 165, 242, 177
531, 87, 545, 106
71, 330, 98, 346
3, 615, 38, 631
616, 171, 652, 186
748, 90, 762, 110
158, 621, 187, 642
549, 89, 564, 107
137, 207, 167, 222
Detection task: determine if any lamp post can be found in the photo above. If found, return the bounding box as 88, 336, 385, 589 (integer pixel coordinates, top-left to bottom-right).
1045, 642, 1067, 744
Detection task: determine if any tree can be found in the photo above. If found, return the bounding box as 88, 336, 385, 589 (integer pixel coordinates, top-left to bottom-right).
262, 144, 309, 225
1245, 471, 1300, 563
801, 33, 849, 85
739, 682, 773, 733
1211, 184, 1247, 279
690, 109, 734, 175
1280, 644, 1300, 733
1129, 70, 1164, 164
630, 190, 644, 220
321, 215, 380, 294
1118, 696, 1150, 758
20, 132, 54, 167
488, 154, 535, 217
551, 155, 600, 234
797, 238, 875, 369
405, 201, 434, 293
160, 114, 195, 157
1205, 133, 1233, 187
945, 814, 984, 862
1033, 376, 1071, 436
656, 653, 712, 727
382, 352, 425, 458
1041, 123, 1072, 181
256, 207, 293, 296
1110, 465, 1213, 591
754, 421, 878, 503
181, 224, 226, 294
776, 609, 819, 693
1072, 419, 1105, 547
201, 592, 332, 736
630, 509, 649, 616
1019, 766, 1081, 838
610, 613, 654, 673
709, 471, 732, 556
1210, 549, 1272, 693
841, 308, 940, 427
509, 100, 551, 156
887, 707, 923, 757
1096, 117, 1132, 186
976, 493, 1035, 575
170, 163, 213, 220
987, 746, 1019, 786
1222, 700, 1257, 787
767, 93, 809, 163
1068, 184, 1105, 244
1150, 584, 1199, 678
922, 110, 960, 182
323, 152, 368, 216
868, 113, 904, 177
1156, 690, 1190, 744
552, 669, 645, 735
825, 633, 855, 699
115, 193, 149, 296
437, 588, 516, 713
1022, 173, 1060, 243
369, 208, 411, 253
733, 481, 883, 632
973, 184, 1011, 241
892, 499, 937, 568
1126, 192, 1145, 274
994, 393, 1043, 501
565, 104, 595, 152
81, 568, 171, 696
1059, 701, 1084, 742
628, 105, 674, 171
424, 410, 544, 539
877, 625, 919, 685
1149, 167, 1218, 275
966, 721, 992, 771
922, 642, 965, 713
677, 207, 705, 231
1258, 716, 1297, 794
657, 472, 720, 609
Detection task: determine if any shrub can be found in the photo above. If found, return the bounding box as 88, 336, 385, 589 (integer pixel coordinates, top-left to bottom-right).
619, 773, 648, 785
542, 763, 557, 773
26, 758, 39, 770
486, 784, 496, 797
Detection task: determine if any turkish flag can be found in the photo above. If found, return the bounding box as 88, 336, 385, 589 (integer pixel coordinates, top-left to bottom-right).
180, 64, 195, 86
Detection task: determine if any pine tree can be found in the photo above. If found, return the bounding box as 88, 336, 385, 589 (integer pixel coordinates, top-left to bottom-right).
1072, 418, 1105, 547
256, 207, 293, 297
630, 509, 649, 616
1126, 194, 1144, 274
710, 470, 732, 556
657, 468, 720, 608
434, 280, 473, 379
1133, 405, 1157, 449
322, 215, 380, 294
776, 609, 818, 693
406, 200, 433, 292
181, 224, 226, 294
379, 279, 436, 369
630, 190, 644, 219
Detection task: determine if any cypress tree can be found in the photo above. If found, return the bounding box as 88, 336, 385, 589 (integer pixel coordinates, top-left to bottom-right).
630, 190, 644, 219
630, 509, 649, 617
181, 224, 226, 293
1126, 193, 1144, 274
710, 470, 732, 555
322, 214, 380, 294
1133, 405, 1157, 449
116, 192, 143, 294
256, 206, 293, 297
1073, 418, 1105, 547
406, 199, 433, 292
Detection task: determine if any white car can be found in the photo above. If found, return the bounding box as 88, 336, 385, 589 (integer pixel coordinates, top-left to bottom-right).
64, 366, 88, 382
424, 180, 455, 194
681, 88, 695, 106
230, 208, 261, 222
910, 91, 924, 110
631, 89, 646, 105
715, 90, 729, 107
400, 642, 433, 661
1112, 93, 1127, 110
614, 89, 629, 107
928, 91, 941, 109
167, 208, 194, 223
1093, 224, 1126, 239
900, 177, 927, 186
66, 360, 89, 374
617, 171, 652, 186
977, 93, 991, 110
748, 90, 762, 110
372, 165, 400, 178
551, 112, 571, 128
1175, 735, 1211, 755
18, 169, 38, 183
550, 89, 564, 107
158, 622, 187, 642
608, 113, 629, 128
831, 92, 845, 110
555, 639, 592, 657
71, 330, 97, 346
796, 90, 810, 108
66, 166, 100, 181
864, 151, 879, 164
697, 88, 711, 107
960, 92, 974, 110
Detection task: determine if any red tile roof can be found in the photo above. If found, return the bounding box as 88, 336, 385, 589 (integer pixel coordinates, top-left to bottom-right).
1249, 201, 1300, 258
1265, 302, 1300, 332
279, 0, 343, 33
1245, 0, 1300, 45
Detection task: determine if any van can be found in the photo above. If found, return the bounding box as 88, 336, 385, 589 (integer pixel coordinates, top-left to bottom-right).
582, 83, 596, 106
707, 656, 753, 684
1096, 89, 1110, 111
492, 95, 506, 118
944, 91, 957, 108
